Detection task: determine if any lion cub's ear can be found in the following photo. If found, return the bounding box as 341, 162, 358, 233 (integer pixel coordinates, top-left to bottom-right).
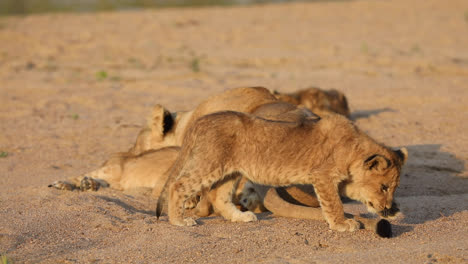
364, 154, 391, 172
149, 104, 174, 140
394, 147, 408, 164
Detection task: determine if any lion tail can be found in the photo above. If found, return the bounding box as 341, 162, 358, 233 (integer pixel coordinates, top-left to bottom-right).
262, 186, 392, 238
155, 190, 166, 219
155, 150, 186, 220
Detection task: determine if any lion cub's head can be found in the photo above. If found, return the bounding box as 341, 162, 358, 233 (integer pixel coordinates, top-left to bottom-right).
343, 147, 408, 219
237, 181, 266, 213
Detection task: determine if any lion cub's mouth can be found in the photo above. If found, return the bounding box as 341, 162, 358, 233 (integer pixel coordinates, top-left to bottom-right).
378, 202, 400, 219
366, 201, 400, 219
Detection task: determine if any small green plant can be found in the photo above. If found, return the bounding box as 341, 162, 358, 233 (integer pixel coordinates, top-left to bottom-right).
0, 152, 8, 158
1, 254, 11, 264
190, 58, 200, 72
95, 70, 108, 80
69, 114, 79, 120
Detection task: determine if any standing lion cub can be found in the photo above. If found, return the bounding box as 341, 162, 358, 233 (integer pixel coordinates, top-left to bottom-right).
157, 112, 407, 232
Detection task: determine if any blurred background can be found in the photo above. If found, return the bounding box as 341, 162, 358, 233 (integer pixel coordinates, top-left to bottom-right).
0, 0, 348, 16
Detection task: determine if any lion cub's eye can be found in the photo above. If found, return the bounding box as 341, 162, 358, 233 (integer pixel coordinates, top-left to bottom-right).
381, 185, 389, 192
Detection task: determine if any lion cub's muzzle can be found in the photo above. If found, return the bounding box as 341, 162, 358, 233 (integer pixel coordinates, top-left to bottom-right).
378, 202, 400, 218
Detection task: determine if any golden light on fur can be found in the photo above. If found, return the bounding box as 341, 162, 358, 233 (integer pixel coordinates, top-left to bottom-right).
158, 111, 407, 232
48, 87, 393, 235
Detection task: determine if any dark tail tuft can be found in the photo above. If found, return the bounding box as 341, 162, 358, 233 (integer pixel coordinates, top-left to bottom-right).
376, 219, 392, 238
154, 152, 184, 221
156, 195, 165, 219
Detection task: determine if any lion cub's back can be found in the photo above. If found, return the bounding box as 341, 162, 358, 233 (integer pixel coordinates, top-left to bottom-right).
185, 111, 250, 145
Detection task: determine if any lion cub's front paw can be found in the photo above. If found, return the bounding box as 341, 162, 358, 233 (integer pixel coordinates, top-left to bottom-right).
80, 177, 100, 191
330, 219, 360, 232
231, 211, 258, 223
171, 217, 198, 226
48, 181, 75, 191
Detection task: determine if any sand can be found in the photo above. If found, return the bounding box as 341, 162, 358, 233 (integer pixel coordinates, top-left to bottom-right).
0, 0, 467, 263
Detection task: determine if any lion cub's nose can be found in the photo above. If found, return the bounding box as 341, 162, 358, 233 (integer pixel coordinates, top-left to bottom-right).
380, 202, 400, 218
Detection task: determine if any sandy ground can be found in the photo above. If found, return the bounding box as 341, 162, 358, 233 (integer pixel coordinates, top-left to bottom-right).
1, 0, 468, 263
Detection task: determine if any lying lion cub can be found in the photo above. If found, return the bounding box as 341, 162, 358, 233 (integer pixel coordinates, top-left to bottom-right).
157, 112, 407, 232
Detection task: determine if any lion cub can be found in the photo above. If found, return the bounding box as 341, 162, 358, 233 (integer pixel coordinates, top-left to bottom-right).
157, 112, 407, 232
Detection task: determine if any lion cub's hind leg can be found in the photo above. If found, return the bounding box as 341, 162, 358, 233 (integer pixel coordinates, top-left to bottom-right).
168, 177, 199, 226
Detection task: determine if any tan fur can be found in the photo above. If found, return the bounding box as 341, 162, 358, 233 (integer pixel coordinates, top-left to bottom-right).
49, 86, 393, 233
274, 87, 351, 117
49, 147, 180, 195
49, 87, 276, 192
49, 86, 323, 194
190, 103, 317, 217
128, 86, 350, 157
130, 86, 278, 155
50, 86, 360, 227
161, 112, 407, 232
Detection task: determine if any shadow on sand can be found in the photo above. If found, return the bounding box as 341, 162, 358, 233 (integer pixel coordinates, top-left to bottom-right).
396, 144, 467, 225
96, 195, 155, 216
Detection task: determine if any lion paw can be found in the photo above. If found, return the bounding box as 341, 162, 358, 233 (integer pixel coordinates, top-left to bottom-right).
330, 219, 360, 232
80, 177, 100, 191
48, 181, 75, 191
231, 211, 258, 223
